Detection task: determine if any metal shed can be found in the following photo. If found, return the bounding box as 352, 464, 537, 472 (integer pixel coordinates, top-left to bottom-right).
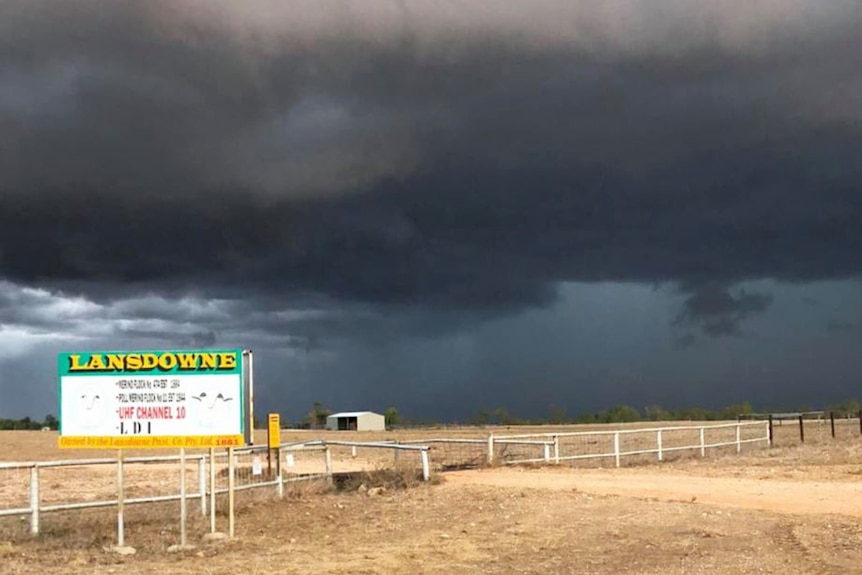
325, 411, 386, 431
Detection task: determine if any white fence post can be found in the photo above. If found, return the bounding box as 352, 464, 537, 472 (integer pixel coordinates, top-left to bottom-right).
487, 434, 495, 465
324, 445, 333, 481
208, 448, 216, 534
198, 456, 206, 517
179, 448, 187, 548
228, 447, 235, 540
277, 447, 284, 499
613, 432, 620, 468
699, 427, 705, 457
656, 430, 663, 462
553, 435, 560, 464
420, 448, 430, 481
117, 450, 125, 548
29, 465, 40, 536
736, 424, 741, 454
543, 443, 551, 463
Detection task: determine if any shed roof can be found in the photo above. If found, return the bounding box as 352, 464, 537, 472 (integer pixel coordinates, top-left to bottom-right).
328, 411, 380, 418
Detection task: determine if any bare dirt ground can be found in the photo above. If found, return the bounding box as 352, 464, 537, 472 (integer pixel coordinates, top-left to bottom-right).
445, 466, 862, 517
3, 424, 862, 574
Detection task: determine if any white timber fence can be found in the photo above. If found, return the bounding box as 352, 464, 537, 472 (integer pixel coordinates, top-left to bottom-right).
0, 439, 431, 538
377, 422, 769, 470
491, 421, 770, 466
0, 422, 770, 539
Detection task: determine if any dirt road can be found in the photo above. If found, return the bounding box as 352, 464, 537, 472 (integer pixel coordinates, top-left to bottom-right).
444, 467, 862, 517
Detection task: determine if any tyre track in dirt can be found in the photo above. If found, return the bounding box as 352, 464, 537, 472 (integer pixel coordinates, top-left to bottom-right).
442, 467, 862, 518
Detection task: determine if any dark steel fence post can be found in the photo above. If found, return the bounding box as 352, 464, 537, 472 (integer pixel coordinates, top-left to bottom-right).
768, 414, 774, 446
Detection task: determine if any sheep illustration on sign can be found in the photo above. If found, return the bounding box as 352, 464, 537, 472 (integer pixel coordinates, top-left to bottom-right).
75, 393, 106, 430
191, 391, 234, 430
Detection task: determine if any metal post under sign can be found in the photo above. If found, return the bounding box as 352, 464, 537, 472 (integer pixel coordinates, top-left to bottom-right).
108, 449, 136, 554
228, 447, 236, 539
242, 350, 254, 446
180, 448, 188, 547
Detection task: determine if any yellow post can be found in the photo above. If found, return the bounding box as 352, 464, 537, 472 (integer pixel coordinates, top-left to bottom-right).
267, 413, 281, 449
267, 414, 280, 477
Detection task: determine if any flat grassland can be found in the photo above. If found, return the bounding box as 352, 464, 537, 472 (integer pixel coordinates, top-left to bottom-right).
2, 421, 862, 575
0, 420, 764, 461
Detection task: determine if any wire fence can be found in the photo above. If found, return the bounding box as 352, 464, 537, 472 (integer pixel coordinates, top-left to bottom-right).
738, 411, 862, 446
829, 415, 862, 440
400, 438, 489, 470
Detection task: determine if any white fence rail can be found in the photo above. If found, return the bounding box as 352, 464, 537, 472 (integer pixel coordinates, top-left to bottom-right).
0, 439, 430, 538
0, 423, 770, 541
492, 421, 770, 466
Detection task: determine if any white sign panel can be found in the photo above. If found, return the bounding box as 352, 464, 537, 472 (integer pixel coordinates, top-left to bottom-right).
58, 350, 248, 449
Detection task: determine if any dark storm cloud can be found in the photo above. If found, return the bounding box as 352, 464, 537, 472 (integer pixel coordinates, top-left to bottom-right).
673, 284, 773, 337
2, 1, 862, 335
826, 320, 859, 334
673, 332, 698, 350
115, 326, 217, 347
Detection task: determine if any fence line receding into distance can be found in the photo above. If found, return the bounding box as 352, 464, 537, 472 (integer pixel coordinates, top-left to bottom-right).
0, 421, 782, 538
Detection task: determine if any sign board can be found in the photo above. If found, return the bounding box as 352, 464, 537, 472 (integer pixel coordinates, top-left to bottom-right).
58, 349, 253, 449
267, 413, 280, 449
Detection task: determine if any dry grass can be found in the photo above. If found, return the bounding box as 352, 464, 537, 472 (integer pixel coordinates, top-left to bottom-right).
0, 420, 787, 461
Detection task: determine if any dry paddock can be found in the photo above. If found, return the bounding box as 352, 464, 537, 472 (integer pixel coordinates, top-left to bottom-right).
2, 421, 862, 574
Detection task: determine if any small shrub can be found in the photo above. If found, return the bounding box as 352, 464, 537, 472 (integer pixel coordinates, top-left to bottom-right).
0, 541, 19, 558
333, 464, 426, 492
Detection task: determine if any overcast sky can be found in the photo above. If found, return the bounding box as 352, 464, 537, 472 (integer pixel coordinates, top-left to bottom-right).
2, 1, 862, 422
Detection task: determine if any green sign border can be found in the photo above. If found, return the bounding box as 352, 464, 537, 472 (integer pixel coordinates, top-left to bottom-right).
57, 349, 245, 437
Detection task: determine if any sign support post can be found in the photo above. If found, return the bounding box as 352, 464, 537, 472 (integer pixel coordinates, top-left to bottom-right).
117, 450, 124, 547
228, 447, 236, 539
180, 448, 187, 548
209, 448, 216, 534
110, 449, 135, 554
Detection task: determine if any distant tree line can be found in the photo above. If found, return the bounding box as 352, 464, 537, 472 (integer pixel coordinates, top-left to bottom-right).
281, 399, 862, 429
0, 415, 58, 430
267, 401, 768, 429
9, 398, 862, 432
464, 399, 862, 426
